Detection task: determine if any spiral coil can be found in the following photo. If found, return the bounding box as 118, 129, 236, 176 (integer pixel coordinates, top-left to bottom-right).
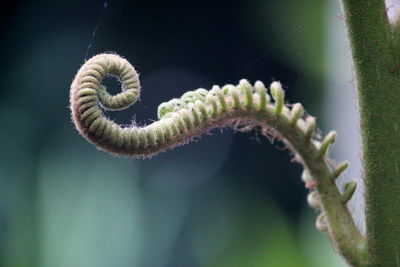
70, 54, 363, 261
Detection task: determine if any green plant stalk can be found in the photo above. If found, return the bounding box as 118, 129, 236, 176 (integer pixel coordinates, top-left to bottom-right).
341, 0, 400, 264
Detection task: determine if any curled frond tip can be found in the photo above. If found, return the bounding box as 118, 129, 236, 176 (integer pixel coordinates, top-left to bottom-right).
69, 53, 364, 264
70, 53, 327, 158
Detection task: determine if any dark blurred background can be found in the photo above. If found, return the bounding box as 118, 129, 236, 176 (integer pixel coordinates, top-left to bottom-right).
0, 0, 351, 266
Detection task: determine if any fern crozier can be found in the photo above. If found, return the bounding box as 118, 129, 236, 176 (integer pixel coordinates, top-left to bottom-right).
70, 53, 366, 265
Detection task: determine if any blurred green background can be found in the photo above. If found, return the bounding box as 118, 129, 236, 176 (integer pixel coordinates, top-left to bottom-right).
0, 0, 354, 266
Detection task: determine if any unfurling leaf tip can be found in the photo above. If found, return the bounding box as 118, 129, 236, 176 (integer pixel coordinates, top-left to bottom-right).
319, 131, 337, 156
270, 81, 284, 116
331, 161, 350, 181
341, 180, 357, 204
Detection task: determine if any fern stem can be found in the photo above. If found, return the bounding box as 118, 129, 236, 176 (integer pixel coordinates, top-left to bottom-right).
341, 0, 400, 265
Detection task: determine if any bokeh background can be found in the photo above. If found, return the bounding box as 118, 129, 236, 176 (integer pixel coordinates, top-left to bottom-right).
0, 0, 368, 266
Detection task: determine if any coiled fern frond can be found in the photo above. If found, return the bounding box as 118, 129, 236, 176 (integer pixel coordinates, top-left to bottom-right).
70, 53, 366, 265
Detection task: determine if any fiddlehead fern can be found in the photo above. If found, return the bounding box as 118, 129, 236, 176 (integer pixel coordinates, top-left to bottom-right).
70, 53, 366, 265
